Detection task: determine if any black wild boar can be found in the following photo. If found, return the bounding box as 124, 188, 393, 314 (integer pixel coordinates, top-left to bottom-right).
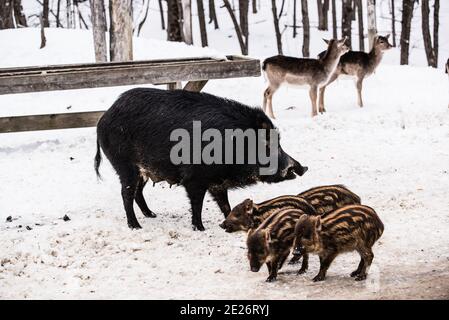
95, 88, 308, 231
247, 208, 308, 282
219, 195, 317, 233
292, 204, 384, 282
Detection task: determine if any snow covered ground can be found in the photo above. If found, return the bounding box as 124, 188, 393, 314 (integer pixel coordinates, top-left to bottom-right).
1, 7, 449, 299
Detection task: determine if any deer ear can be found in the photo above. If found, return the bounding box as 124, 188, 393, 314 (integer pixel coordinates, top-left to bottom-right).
322, 38, 330, 44
386, 34, 390, 39
244, 199, 253, 213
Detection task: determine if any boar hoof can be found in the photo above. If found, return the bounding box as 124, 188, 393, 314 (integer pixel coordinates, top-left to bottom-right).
297, 268, 307, 275
143, 211, 157, 218
193, 223, 206, 231
355, 274, 367, 281
312, 274, 325, 282
265, 276, 277, 283
128, 221, 142, 230
288, 257, 300, 265
350, 270, 360, 278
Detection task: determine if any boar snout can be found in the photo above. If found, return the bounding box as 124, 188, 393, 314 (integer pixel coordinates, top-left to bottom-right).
251, 266, 261, 272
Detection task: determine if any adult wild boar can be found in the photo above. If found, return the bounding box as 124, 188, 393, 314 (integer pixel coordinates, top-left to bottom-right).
95, 88, 308, 231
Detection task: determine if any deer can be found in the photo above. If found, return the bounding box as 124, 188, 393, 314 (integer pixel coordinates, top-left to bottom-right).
262, 38, 349, 118
317, 35, 393, 112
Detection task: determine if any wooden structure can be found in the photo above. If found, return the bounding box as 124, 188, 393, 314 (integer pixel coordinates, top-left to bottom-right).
0, 55, 261, 133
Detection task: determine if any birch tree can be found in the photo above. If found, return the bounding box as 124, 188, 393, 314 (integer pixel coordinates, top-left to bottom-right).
367, 0, 377, 50
109, 0, 133, 61
90, 0, 108, 62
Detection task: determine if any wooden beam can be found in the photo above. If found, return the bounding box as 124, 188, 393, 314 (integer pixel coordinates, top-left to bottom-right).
0, 56, 260, 95
183, 80, 208, 92
0, 111, 104, 133
167, 82, 182, 90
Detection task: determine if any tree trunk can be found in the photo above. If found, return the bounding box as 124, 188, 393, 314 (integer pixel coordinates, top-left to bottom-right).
356, 0, 364, 51
197, 0, 208, 47
293, 0, 297, 38
317, 0, 329, 31
433, 0, 439, 67
271, 0, 283, 55
42, 0, 50, 27
331, 0, 337, 39
0, 0, 14, 29
301, 0, 309, 57
13, 0, 27, 27
341, 0, 352, 48
181, 0, 193, 45
223, 0, 247, 55
158, 0, 165, 30
391, 0, 396, 47
167, 0, 182, 41
400, 0, 414, 65
208, 0, 219, 29
252, 0, 257, 14
90, 0, 107, 62
239, 0, 249, 52
367, 0, 377, 50
56, 0, 62, 28
134, 0, 150, 36
109, 0, 133, 61
421, 0, 437, 68
40, 12, 47, 49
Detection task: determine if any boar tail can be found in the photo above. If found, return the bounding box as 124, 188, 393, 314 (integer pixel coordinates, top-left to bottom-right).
94, 138, 102, 180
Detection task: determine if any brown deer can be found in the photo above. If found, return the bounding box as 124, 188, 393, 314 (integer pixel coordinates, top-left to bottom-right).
318, 35, 393, 112
262, 38, 349, 118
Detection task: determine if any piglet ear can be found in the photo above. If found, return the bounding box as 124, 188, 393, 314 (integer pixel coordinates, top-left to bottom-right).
315, 217, 322, 232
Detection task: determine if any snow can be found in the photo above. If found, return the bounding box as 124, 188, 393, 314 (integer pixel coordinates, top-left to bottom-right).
1, 3, 449, 299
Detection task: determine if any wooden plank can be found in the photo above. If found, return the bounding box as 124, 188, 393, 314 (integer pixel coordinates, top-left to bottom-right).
0, 56, 261, 95
0, 111, 104, 133
167, 82, 182, 90
183, 80, 208, 92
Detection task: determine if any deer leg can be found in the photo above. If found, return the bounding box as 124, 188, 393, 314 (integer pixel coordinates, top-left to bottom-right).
318, 86, 327, 113
356, 77, 364, 107
309, 85, 318, 117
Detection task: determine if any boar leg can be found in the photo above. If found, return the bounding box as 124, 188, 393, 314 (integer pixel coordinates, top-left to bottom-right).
265, 260, 279, 282
135, 177, 157, 218
313, 251, 337, 282
288, 255, 301, 265
350, 258, 365, 278
185, 183, 207, 231
297, 254, 309, 274
118, 166, 142, 229
354, 248, 374, 281
208, 188, 231, 217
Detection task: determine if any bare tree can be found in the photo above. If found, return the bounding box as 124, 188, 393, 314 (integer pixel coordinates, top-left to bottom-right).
40, 12, 47, 48
341, 0, 352, 48
367, 0, 377, 49
223, 0, 248, 55
400, 0, 415, 65
239, 0, 249, 52
433, 0, 439, 67
270, 0, 282, 55
252, 0, 257, 14
134, 0, 150, 36
331, 0, 337, 39
317, 0, 329, 30
355, 0, 364, 51
56, 0, 62, 27
109, 0, 133, 61
208, 0, 219, 29
42, 0, 50, 27
13, 0, 27, 27
301, 0, 309, 57
90, 0, 107, 62
197, 0, 208, 47
293, 0, 297, 38
158, 0, 165, 30
421, 0, 438, 67
167, 0, 182, 41
0, 0, 14, 29
181, 0, 193, 44
391, 0, 396, 47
